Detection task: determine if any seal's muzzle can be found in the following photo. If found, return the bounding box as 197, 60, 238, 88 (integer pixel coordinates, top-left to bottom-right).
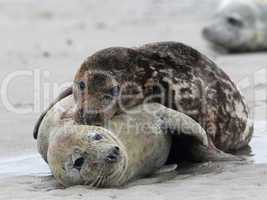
105, 146, 120, 163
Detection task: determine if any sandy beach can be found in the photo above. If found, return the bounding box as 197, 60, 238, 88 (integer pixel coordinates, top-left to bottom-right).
1, 0, 267, 199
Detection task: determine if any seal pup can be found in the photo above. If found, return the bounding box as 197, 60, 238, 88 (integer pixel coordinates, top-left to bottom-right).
203, 0, 267, 52
37, 95, 240, 187
34, 42, 253, 153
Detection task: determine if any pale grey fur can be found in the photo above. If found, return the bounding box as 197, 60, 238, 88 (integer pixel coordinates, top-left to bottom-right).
203, 0, 267, 52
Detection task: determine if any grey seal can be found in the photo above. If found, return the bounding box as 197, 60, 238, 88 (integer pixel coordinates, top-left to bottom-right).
203, 0, 267, 52
37, 95, 240, 187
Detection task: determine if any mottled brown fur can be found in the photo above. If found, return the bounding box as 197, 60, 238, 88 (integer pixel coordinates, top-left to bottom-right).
73, 42, 253, 152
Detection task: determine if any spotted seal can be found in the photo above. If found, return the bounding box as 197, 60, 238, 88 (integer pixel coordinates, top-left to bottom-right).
37, 95, 240, 187
34, 41, 253, 153
203, 0, 267, 52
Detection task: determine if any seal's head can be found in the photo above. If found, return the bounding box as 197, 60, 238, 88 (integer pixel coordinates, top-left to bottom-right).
73, 47, 146, 125
202, 0, 263, 52
47, 125, 128, 187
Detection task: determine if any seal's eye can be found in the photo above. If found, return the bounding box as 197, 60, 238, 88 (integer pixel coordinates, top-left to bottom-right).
93, 133, 103, 141
226, 16, 243, 28
73, 157, 84, 170
111, 85, 120, 97
79, 81, 86, 91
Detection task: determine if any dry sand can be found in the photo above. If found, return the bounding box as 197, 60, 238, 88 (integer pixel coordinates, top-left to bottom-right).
1, 159, 267, 200
0, 0, 267, 199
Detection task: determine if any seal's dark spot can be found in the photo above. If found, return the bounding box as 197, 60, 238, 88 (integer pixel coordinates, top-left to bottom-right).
73, 157, 84, 171
103, 94, 113, 102
91, 75, 107, 90
180, 88, 192, 94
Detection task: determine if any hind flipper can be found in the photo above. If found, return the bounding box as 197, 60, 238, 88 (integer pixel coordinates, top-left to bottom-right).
150, 104, 244, 162
189, 143, 244, 162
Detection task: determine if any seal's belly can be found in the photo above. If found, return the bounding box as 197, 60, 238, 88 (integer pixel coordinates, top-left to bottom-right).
107, 112, 172, 181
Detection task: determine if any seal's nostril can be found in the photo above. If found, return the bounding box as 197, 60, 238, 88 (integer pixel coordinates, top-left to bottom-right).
106, 154, 117, 162
114, 146, 120, 151
105, 146, 120, 163
113, 146, 120, 155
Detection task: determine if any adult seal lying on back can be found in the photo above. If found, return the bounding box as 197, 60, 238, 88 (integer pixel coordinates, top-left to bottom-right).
203, 0, 267, 52
34, 41, 253, 153
38, 96, 241, 187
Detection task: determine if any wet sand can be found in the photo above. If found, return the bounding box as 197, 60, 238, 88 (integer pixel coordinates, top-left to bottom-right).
1, 0, 267, 199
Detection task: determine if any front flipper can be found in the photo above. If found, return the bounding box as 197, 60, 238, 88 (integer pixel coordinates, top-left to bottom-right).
149, 104, 243, 162
33, 86, 73, 139
154, 164, 178, 174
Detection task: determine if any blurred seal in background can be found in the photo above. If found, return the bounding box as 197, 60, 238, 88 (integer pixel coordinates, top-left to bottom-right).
203, 0, 267, 52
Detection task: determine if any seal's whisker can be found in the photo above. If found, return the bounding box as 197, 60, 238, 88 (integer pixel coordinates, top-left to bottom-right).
102, 176, 107, 187
117, 154, 128, 183
87, 165, 104, 188
94, 165, 106, 188
109, 164, 121, 179
97, 176, 104, 188
88, 177, 97, 188
93, 177, 100, 187
92, 174, 102, 188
